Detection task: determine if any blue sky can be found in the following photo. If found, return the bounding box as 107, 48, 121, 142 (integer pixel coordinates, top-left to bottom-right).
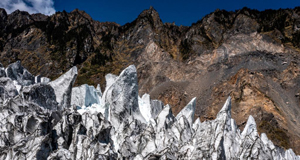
1, 0, 300, 26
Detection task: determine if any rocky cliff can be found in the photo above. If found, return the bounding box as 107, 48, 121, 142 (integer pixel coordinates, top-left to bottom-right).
0, 6, 300, 153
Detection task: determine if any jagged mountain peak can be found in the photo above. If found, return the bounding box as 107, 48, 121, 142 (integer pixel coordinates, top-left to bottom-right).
0, 8, 7, 20
135, 6, 163, 28
10, 9, 30, 16
138, 6, 160, 19
70, 8, 93, 22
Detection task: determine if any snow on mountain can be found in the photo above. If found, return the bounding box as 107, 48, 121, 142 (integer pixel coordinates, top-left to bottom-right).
0, 61, 299, 159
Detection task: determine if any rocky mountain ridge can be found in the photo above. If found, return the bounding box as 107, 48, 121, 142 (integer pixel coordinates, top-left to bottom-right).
0, 6, 300, 153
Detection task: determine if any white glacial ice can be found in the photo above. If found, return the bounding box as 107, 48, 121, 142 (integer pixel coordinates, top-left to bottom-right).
176, 97, 196, 126
49, 66, 77, 109
102, 65, 146, 129
0, 62, 299, 160
138, 94, 152, 123
71, 84, 101, 108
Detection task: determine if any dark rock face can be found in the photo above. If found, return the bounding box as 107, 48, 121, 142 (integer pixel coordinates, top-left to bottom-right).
0, 6, 300, 153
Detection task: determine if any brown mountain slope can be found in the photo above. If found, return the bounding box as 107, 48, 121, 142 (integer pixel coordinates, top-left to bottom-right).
0, 6, 300, 153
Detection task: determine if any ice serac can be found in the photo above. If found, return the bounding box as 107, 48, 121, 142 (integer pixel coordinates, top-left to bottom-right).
0, 77, 18, 101
241, 115, 258, 139
155, 104, 175, 131
104, 73, 117, 91
172, 115, 193, 143
150, 99, 164, 119
0, 62, 299, 160
49, 66, 78, 109
22, 83, 58, 110
192, 118, 201, 131
216, 96, 231, 118
35, 75, 41, 83
5, 61, 34, 86
239, 115, 261, 159
176, 97, 196, 125
41, 77, 51, 83
34, 75, 50, 84
138, 94, 152, 122
96, 84, 102, 97
102, 65, 145, 129
71, 84, 101, 108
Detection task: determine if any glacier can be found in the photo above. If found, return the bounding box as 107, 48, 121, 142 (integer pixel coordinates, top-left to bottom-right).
0, 61, 299, 160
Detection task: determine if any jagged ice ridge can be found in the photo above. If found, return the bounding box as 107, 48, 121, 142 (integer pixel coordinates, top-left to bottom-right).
0, 61, 299, 159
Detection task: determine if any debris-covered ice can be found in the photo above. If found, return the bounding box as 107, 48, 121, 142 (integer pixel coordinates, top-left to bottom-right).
0, 61, 299, 160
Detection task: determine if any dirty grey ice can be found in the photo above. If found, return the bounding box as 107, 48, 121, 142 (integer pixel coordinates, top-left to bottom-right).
0, 61, 299, 160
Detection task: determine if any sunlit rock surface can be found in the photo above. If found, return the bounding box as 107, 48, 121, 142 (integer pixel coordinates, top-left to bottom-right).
0, 62, 299, 160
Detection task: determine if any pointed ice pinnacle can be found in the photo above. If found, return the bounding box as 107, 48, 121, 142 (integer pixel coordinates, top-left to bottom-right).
192, 118, 201, 131
96, 84, 102, 97
155, 104, 175, 131
285, 149, 298, 160
49, 66, 77, 109
139, 94, 152, 123
241, 115, 258, 139
216, 96, 231, 119
102, 65, 145, 128
260, 133, 269, 145
105, 73, 117, 91
150, 99, 164, 119
176, 97, 196, 126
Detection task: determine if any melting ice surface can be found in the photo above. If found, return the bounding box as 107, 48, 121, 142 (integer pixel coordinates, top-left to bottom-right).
0, 61, 299, 160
